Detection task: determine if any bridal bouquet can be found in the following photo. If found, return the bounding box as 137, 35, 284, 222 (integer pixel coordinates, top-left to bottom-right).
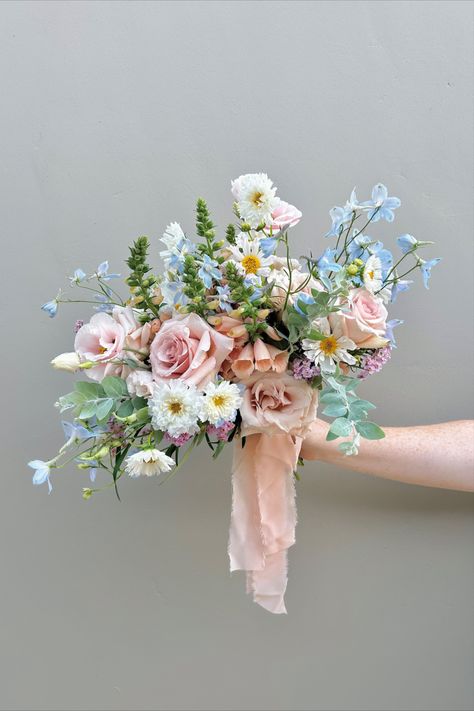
31, 173, 439, 613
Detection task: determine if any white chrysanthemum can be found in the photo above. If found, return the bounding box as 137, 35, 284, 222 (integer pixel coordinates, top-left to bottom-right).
229, 233, 273, 281
160, 222, 185, 266
149, 380, 203, 437
125, 449, 175, 478
231, 173, 280, 227
302, 318, 356, 374
202, 380, 242, 425
363, 254, 383, 294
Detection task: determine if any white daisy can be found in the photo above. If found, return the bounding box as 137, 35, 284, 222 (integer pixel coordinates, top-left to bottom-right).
231, 173, 280, 227
229, 233, 273, 281
125, 449, 175, 478
363, 254, 383, 294
160, 222, 186, 266
149, 380, 203, 437
202, 380, 242, 425
302, 318, 356, 374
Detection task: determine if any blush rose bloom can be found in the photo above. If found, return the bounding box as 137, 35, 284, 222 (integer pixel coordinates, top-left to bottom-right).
266, 200, 302, 231
329, 287, 388, 348
149, 313, 234, 389
240, 372, 318, 437
75, 312, 126, 382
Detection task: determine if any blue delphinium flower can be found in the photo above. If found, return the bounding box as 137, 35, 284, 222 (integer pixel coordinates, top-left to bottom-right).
41, 298, 59, 318
317, 247, 342, 275
397, 234, 417, 254
348, 233, 393, 279
62, 421, 93, 442
96, 261, 121, 280
259, 237, 278, 257
420, 258, 441, 289
294, 292, 315, 315
215, 285, 232, 312
70, 268, 87, 284
385, 319, 404, 348
94, 294, 113, 313
161, 279, 189, 308
397, 234, 435, 255
363, 184, 401, 223
390, 279, 413, 302
198, 255, 221, 289
325, 205, 353, 238
28, 460, 52, 493
168, 238, 195, 273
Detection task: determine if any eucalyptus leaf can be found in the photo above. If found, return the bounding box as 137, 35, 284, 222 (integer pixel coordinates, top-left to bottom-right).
102, 376, 129, 398
355, 421, 385, 440
322, 403, 348, 417
78, 402, 97, 420
328, 417, 353, 437
96, 398, 115, 422
116, 400, 134, 417
75, 381, 103, 399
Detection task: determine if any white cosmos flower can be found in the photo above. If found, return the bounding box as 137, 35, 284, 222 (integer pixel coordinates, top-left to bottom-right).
302, 318, 356, 374
149, 380, 203, 437
229, 234, 273, 281
125, 449, 175, 478
159, 222, 186, 266
231, 173, 280, 227
363, 254, 383, 294
202, 380, 242, 425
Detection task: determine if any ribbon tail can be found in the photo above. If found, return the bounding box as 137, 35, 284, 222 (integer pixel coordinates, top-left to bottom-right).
229, 433, 301, 614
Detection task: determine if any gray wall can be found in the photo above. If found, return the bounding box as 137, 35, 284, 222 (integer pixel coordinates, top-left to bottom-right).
1, 1, 473, 710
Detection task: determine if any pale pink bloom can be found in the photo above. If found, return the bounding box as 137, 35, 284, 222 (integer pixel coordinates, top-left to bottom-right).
266, 200, 302, 231
149, 313, 234, 389
329, 287, 388, 348
75, 312, 127, 382
126, 370, 154, 398
240, 372, 318, 437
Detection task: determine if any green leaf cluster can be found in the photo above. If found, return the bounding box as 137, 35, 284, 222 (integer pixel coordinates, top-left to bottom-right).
58, 376, 147, 426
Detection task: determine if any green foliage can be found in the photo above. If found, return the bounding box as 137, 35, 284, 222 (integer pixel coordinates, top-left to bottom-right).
125, 236, 158, 317
225, 223, 237, 245
182, 254, 206, 315
320, 375, 384, 453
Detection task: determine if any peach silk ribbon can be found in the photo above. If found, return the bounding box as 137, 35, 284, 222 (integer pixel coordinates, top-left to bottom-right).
229, 432, 302, 614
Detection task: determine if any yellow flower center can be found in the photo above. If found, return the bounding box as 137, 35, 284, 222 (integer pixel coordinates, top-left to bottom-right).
241, 255, 261, 274
98, 346, 107, 354
368, 270, 375, 279
167, 401, 183, 415
251, 191, 264, 207
212, 394, 227, 407
320, 336, 339, 356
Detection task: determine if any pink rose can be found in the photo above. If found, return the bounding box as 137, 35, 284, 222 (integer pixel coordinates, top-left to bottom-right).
75, 312, 126, 382
266, 200, 302, 231
330, 288, 388, 348
149, 313, 234, 389
240, 372, 318, 437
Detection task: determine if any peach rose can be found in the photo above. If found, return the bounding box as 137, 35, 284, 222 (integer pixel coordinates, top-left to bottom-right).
149, 313, 234, 389
240, 372, 318, 437
329, 288, 388, 348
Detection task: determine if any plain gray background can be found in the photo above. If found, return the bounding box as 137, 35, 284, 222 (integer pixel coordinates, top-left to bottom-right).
1, 1, 473, 710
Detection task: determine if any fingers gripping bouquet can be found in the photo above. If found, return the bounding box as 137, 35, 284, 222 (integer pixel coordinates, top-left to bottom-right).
32, 174, 439, 613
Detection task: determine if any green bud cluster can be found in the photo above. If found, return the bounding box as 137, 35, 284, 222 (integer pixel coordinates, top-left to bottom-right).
125, 236, 159, 316
182, 255, 206, 315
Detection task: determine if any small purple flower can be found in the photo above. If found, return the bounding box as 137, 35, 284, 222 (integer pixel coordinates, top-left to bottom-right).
291, 357, 321, 381
74, 319, 84, 333
164, 432, 192, 447
207, 421, 235, 442
358, 346, 392, 379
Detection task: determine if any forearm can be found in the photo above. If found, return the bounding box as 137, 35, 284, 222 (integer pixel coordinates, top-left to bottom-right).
301, 420, 474, 492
